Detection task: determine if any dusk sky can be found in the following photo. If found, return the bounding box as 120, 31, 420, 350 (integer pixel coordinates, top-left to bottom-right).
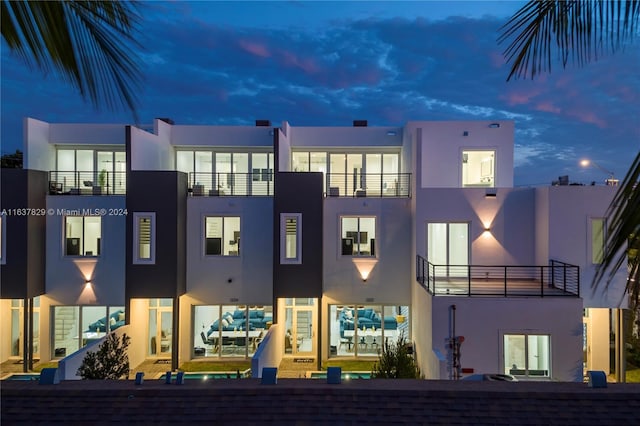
1, 0, 638, 186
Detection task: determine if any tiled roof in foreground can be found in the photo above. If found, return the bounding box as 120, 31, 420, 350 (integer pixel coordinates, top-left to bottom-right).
2, 379, 640, 425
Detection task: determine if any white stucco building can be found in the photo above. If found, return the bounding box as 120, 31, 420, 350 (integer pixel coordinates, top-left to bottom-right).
0, 117, 628, 381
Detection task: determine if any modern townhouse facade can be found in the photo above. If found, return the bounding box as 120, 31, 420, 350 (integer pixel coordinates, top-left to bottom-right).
0, 117, 628, 381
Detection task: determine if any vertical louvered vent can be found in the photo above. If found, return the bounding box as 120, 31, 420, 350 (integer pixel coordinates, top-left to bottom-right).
138, 217, 151, 259
286, 218, 297, 235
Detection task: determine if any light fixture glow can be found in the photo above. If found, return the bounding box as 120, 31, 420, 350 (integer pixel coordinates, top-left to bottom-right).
353, 259, 378, 282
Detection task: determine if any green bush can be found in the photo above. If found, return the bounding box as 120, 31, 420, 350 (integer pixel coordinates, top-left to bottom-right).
77, 333, 130, 380
372, 333, 421, 379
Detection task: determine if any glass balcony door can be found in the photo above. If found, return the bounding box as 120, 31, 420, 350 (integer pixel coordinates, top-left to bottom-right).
427, 223, 469, 278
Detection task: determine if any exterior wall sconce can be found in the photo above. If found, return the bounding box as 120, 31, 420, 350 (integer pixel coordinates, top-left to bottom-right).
353, 259, 377, 283
485, 188, 497, 198
488, 123, 500, 128
85, 279, 92, 288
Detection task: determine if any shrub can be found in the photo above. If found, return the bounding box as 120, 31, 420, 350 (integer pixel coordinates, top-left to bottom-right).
77, 333, 130, 379
372, 333, 421, 379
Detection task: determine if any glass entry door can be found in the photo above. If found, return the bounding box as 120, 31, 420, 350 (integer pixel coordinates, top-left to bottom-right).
148, 299, 173, 357
283, 298, 317, 356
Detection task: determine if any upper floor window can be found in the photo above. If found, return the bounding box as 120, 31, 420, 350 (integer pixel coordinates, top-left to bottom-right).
133, 212, 155, 264
55, 149, 126, 194
176, 150, 273, 195
591, 218, 605, 264
205, 216, 240, 256
462, 150, 495, 187
341, 217, 376, 257
280, 213, 302, 264
292, 151, 400, 196
65, 216, 101, 256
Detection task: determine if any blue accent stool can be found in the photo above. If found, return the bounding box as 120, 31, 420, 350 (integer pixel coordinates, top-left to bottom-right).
261, 367, 277, 385
39, 368, 60, 385
176, 371, 185, 385
134, 372, 144, 385
327, 367, 342, 384
587, 370, 607, 388
165, 371, 172, 384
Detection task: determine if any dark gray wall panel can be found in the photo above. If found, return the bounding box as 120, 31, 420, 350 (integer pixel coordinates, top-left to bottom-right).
1, 169, 46, 299
273, 172, 323, 298
125, 170, 187, 299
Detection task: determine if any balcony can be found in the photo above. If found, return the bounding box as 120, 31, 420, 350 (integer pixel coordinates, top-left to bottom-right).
49, 171, 126, 195
325, 173, 411, 197
189, 172, 274, 196
415, 256, 580, 297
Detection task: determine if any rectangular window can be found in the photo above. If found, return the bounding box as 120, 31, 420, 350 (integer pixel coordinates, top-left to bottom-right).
462, 150, 495, 187
133, 212, 155, 264
341, 217, 376, 257
65, 216, 101, 256
281, 213, 302, 264
55, 149, 126, 194
591, 218, 605, 264
205, 216, 240, 256
504, 334, 550, 378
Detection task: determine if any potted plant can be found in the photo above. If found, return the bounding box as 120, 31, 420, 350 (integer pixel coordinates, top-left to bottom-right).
95, 169, 107, 195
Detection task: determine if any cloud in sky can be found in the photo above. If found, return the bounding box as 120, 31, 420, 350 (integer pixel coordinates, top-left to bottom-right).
1, 1, 638, 186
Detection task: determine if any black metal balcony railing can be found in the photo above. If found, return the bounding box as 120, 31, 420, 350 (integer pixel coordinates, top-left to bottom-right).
189, 172, 274, 196
49, 171, 126, 195
416, 255, 580, 297
325, 173, 411, 197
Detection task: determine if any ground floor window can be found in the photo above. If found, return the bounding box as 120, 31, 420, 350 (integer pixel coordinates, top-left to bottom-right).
504, 334, 550, 378
51, 305, 125, 358
193, 304, 272, 358
329, 304, 409, 357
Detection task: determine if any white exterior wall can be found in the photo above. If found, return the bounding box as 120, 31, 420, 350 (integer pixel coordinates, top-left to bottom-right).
322, 198, 412, 304
25, 118, 128, 171
540, 186, 627, 308
534, 188, 550, 267
277, 126, 291, 172
170, 125, 273, 148
127, 298, 149, 370
186, 197, 273, 303
24, 117, 54, 171
431, 296, 584, 381
412, 283, 440, 378
45, 196, 126, 306
130, 125, 172, 171
415, 188, 536, 265
288, 126, 403, 150
49, 123, 126, 145
413, 120, 514, 188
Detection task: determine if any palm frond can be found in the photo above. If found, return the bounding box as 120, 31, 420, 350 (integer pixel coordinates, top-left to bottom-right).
499, 0, 640, 80
1, 0, 142, 120
594, 152, 640, 307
